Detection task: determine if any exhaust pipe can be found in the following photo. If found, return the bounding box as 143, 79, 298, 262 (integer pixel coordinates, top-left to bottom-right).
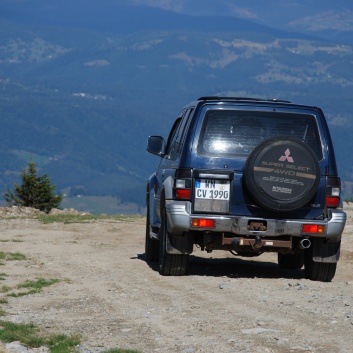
298, 238, 311, 249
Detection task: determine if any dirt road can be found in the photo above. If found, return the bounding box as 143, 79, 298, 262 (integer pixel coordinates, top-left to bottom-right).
0, 208, 353, 353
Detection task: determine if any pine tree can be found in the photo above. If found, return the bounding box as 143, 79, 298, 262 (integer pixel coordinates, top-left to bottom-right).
4, 161, 63, 213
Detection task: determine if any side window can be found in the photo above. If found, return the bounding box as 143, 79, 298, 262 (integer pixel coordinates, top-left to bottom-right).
177, 108, 194, 153
164, 108, 194, 160
168, 108, 193, 159
169, 108, 194, 158
165, 117, 182, 157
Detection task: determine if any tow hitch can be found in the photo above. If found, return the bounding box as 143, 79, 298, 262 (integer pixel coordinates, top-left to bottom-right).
253, 235, 263, 250
225, 236, 293, 251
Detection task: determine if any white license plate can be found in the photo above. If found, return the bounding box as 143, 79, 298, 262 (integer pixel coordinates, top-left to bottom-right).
195, 179, 230, 200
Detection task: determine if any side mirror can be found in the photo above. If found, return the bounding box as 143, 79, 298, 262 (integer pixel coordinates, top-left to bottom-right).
147, 136, 166, 157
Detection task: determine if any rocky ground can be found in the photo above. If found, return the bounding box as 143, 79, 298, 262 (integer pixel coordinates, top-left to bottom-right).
0, 205, 352, 353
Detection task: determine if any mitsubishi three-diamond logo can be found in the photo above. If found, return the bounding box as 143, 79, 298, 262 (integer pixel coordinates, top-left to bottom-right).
279, 148, 294, 163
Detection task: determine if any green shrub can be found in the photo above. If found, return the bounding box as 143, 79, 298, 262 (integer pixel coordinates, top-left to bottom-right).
4, 161, 63, 213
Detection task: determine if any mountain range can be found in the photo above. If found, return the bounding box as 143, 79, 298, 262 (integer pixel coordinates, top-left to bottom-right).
1, 0, 353, 213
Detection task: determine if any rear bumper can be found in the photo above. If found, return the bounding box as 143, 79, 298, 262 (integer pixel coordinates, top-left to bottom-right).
165, 200, 346, 242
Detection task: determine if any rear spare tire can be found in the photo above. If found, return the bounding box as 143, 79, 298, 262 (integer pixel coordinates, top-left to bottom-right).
244, 137, 320, 212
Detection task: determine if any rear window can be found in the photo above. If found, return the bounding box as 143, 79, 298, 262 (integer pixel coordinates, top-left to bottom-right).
197, 109, 322, 159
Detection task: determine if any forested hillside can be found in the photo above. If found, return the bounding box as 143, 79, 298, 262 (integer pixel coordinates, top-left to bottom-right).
1, 0, 353, 213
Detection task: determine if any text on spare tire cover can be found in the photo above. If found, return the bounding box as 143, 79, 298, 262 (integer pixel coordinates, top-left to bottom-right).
253, 144, 317, 198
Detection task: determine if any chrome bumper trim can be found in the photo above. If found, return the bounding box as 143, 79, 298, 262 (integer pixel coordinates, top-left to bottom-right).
165, 200, 346, 240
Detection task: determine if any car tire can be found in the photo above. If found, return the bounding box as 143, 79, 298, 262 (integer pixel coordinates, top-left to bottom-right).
159, 207, 189, 276
145, 205, 159, 263
304, 247, 337, 282
244, 137, 320, 212
278, 252, 304, 270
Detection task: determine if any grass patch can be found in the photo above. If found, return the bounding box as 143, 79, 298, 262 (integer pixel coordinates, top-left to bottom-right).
0, 252, 27, 261
7, 278, 60, 297
0, 240, 23, 243
0, 321, 80, 353
0, 273, 7, 281
0, 298, 8, 304
37, 214, 144, 224
46, 334, 81, 353
18, 278, 60, 290
0, 286, 11, 294
0, 309, 6, 316
7, 289, 41, 297
3, 278, 60, 298
0, 321, 45, 347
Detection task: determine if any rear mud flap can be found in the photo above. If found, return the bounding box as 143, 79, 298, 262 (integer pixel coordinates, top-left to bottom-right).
312, 238, 341, 263
166, 232, 193, 255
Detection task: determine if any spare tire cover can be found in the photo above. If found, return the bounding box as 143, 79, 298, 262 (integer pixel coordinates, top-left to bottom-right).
244, 137, 320, 212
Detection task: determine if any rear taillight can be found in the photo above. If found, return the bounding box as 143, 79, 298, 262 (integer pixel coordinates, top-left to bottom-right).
325, 176, 341, 208
175, 188, 191, 199
174, 169, 192, 200
302, 224, 325, 234
192, 218, 215, 228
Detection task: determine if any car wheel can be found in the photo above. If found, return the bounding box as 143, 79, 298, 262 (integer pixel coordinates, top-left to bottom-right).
159, 207, 189, 276
244, 137, 320, 212
145, 206, 159, 263
278, 252, 304, 269
304, 247, 337, 282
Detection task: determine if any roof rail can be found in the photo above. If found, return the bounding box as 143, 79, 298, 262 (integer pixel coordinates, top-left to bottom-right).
197, 96, 291, 103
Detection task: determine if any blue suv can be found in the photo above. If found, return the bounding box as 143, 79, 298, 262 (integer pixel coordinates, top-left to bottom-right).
146, 97, 346, 281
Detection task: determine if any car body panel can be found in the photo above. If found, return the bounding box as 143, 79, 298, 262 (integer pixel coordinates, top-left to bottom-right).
146, 97, 346, 271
